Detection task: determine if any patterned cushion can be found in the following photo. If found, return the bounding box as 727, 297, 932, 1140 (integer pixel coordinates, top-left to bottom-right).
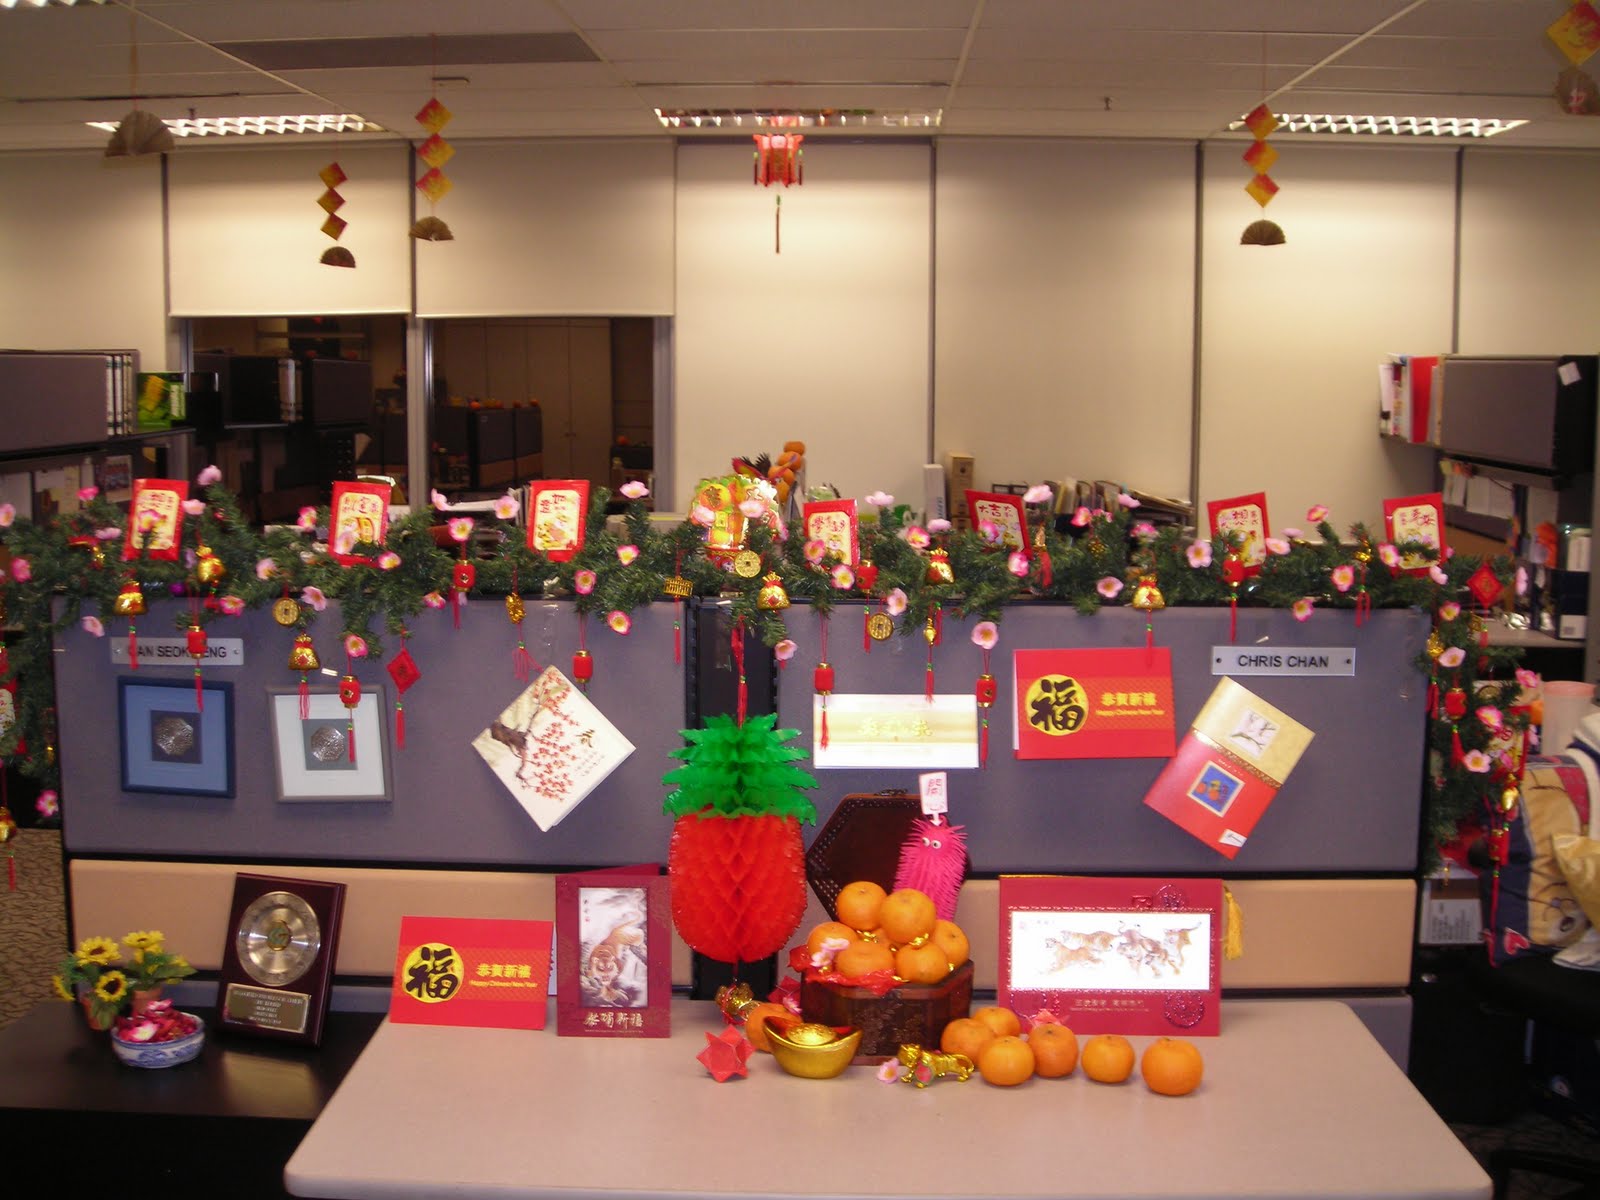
1481, 756, 1590, 962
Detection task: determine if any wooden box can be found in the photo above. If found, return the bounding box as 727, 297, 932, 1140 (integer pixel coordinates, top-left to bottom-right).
800, 961, 973, 1063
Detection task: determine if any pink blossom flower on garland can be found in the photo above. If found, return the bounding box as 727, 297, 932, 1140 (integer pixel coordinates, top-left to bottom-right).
301, 586, 327, 612
620, 480, 650, 500
96, 526, 121, 541
1462, 749, 1492, 774
876, 1061, 899, 1085
219, 595, 245, 615
971, 620, 999, 649
1331, 565, 1354, 593
1282, 527, 1302, 540
774, 639, 797, 663
617, 544, 639, 566
1265, 537, 1290, 556
928, 517, 952, 534
738, 499, 766, 520
1378, 543, 1400, 568
1186, 541, 1212, 569
1071, 506, 1091, 528
35, 790, 58, 818
423, 591, 446, 609
905, 526, 931, 550
1438, 646, 1465, 669
1516, 667, 1541, 689
832, 564, 855, 589
607, 610, 631, 635
1024, 484, 1053, 505
0, 503, 12, 527
804, 539, 827, 565
1098, 576, 1124, 600
344, 634, 368, 659
197, 465, 222, 486
81, 615, 104, 637
296, 507, 318, 532
10, 558, 30, 582
1007, 551, 1030, 577
977, 519, 1001, 544
1429, 564, 1449, 586
1132, 521, 1156, 540
182, 499, 205, 517
1307, 505, 1328, 523
1475, 705, 1503, 733
448, 517, 474, 543
1515, 565, 1528, 595
78, 485, 99, 502
1439, 601, 1460, 622
865, 491, 894, 508
886, 588, 908, 616
430, 490, 449, 510
1117, 492, 1139, 509
574, 569, 597, 595
377, 551, 401, 571
1292, 597, 1315, 622
493, 493, 520, 521
256, 558, 276, 580
333, 529, 357, 556
690, 505, 715, 526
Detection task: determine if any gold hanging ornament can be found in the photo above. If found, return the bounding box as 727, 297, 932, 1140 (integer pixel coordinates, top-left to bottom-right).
506, 590, 533, 681
114, 579, 146, 668
757, 572, 790, 610
318, 160, 355, 268
289, 633, 320, 719
1240, 49, 1285, 247
926, 548, 954, 586
1131, 573, 1166, 657
411, 96, 456, 241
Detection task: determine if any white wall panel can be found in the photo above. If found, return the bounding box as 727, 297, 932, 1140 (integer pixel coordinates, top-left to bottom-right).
673, 142, 931, 511
0, 152, 169, 367
415, 140, 674, 318
1199, 144, 1450, 531
169, 144, 412, 316
935, 139, 1196, 503
1459, 149, 1600, 355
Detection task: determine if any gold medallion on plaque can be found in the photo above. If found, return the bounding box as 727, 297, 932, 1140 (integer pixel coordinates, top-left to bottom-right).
272, 597, 301, 626
732, 550, 763, 579
866, 612, 895, 641
235, 890, 323, 988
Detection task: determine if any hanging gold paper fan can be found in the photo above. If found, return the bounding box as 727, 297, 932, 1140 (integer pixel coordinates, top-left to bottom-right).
409, 215, 455, 241
1240, 219, 1286, 246
320, 246, 357, 268
103, 109, 173, 159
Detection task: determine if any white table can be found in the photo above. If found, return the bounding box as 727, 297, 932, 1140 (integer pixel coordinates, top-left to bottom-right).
286, 997, 1490, 1200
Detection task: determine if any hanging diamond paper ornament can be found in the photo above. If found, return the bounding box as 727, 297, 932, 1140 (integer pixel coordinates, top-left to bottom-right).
1240, 102, 1285, 246
1549, 1, 1600, 67
411, 96, 456, 241
318, 160, 355, 268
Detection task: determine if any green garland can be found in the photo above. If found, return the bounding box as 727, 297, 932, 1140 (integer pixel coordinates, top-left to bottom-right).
0, 477, 1530, 867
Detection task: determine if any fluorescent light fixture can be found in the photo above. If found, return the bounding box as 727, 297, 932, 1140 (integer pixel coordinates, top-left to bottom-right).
85, 113, 382, 138
1, 1, 108, 7
1228, 112, 1526, 139
655, 107, 942, 131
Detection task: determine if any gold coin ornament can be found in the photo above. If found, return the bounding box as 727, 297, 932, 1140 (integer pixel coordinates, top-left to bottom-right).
733, 550, 763, 578
866, 612, 895, 641
273, 597, 301, 627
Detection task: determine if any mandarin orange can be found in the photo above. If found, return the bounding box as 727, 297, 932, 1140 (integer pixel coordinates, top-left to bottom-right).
1140, 1037, 1204, 1096
1081, 1033, 1136, 1084
939, 1017, 997, 1062
977, 1035, 1036, 1086
1028, 1023, 1079, 1078
894, 940, 950, 985
835, 880, 888, 931
929, 919, 970, 968
833, 939, 895, 979
972, 1005, 1022, 1039
878, 888, 937, 945
805, 920, 860, 958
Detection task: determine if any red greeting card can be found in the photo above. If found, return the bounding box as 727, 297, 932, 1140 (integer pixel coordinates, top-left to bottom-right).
802, 498, 859, 566
526, 480, 590, 562
1206, 492, 1269, 573
124, 478, 188, 561
1383, 492, 1445, 575
390, 915, 554, 1029
1142, 677, 1314, 859
556, 865, 671, 1038
965, 491, 1028, 551
1012, 647, 1176, 760
999, 875, 1223, 1036
328, 480, 390, 566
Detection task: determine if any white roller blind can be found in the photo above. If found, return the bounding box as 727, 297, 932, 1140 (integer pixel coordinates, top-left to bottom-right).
0, 151, 169, 366
169, 143, 412, 317
673, 141, 931, 511
415, 140, 674, 318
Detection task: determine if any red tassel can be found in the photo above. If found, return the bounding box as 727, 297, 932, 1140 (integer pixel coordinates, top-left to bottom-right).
299, 673, 310, 720
128, 624, 138, 670
6, 854, 13, 891
1038, 546, 1053, 590
348, 719, 356, 763
863, 609, 871, 654
1426, 679, 1438, 716
1229, 595, 1238, 643
1451, 726, 1465, 764
980, 716, 989, 768
732, 620, 747, 725
396, 700, 406, 750
195, 667, 204, 711
512, 643, 534, 681
820, 702, 830, 749
925, 656, 935, 703
673, 608, 682, 664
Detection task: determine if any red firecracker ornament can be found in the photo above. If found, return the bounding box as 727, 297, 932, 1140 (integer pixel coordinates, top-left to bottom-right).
186, 622, 207, 711
339, 673, 361, 762
572, 648, 594, 684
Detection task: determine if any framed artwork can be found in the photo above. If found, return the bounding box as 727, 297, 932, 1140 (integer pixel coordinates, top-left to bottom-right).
556, 865, 670, 1037
123, 478, 188, 562
269, 685, 390, 802
328, 480, 391, 566
1206, 491, 1269, 573
998, 875, 1222, 1037
118, 677, 235, 797
1383, 491, 1445, 575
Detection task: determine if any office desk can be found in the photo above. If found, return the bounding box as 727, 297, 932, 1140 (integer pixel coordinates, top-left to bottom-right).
287, 998, 1490, 1200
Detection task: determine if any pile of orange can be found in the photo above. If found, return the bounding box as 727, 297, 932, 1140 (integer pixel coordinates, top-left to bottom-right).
802, 881, 970, 986
937, 1004, 1204, 1095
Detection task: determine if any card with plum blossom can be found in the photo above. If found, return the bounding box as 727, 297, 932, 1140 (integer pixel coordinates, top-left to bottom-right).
471, 665, 634, 831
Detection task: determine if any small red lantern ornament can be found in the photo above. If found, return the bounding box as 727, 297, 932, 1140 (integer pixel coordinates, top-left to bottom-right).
753, 118, 803, 253
339, 673, 361, 762
451, 558, 476, 629
186, 622, 207, 710
814, 612, 834, 749
572, 649, 593, 685
1222, 551, 1246, 642
114, 579, 146, 669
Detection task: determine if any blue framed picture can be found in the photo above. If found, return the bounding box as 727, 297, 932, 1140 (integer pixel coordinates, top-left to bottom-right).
118, 677, 235, 797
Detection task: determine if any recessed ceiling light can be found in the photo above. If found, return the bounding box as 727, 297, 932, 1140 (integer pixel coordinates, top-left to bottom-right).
85, 114, 383, 138
1227, 113, 1526, 139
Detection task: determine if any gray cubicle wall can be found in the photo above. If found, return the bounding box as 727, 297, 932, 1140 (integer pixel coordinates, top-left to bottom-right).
58, 599, 687, 865
775, 602, 1430, 874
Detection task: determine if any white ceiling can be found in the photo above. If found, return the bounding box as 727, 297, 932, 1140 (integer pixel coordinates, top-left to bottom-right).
2, 0, 1597, 153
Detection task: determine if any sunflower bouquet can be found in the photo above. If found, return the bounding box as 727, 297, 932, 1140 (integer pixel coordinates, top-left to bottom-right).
51, 930, 195, 1028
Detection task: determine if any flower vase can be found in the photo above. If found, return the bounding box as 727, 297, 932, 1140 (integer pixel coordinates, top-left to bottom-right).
131, 986, 163, 1016
79, 995, 112, 1031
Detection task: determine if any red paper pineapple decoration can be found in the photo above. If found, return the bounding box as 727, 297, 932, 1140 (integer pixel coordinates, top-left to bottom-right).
663, 714, 818, 965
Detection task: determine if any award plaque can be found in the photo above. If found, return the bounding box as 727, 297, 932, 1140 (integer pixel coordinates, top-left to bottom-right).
218, 873, 345, 1046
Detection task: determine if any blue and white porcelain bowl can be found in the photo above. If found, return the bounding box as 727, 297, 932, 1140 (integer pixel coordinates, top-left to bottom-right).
110, 1013, 206, 1069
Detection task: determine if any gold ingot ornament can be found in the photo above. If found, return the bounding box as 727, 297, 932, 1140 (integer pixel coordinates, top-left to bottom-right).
765, 1022, 863, 1079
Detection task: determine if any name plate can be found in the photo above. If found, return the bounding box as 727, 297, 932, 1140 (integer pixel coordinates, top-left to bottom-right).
1211, 646, 1354, 677
110, 637, 245, 666
224, 982, 311, 1034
